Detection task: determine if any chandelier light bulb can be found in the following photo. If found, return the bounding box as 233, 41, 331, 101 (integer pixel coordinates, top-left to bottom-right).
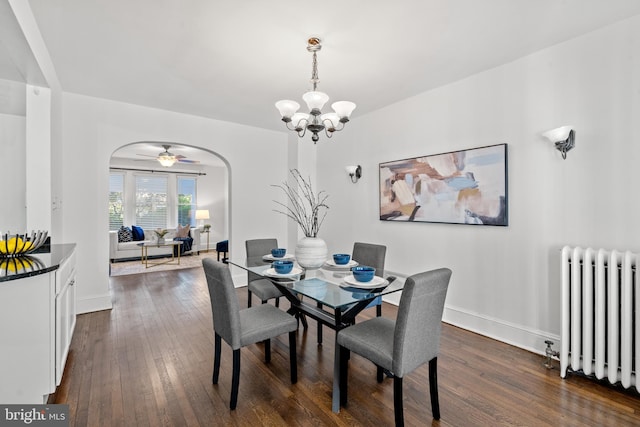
275, 100, 300, 119
302, 91, 329, 112
321, 113, 340, 130
290, 112, 310, 130
332, 101, 356, 120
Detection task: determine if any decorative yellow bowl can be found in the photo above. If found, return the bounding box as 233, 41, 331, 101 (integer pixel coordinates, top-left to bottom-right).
1, 256, 34, 273
0, 231, 48, 257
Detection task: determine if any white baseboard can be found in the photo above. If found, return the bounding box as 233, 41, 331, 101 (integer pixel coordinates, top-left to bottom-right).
443, 304, 560, 356
77, 294, 113, 314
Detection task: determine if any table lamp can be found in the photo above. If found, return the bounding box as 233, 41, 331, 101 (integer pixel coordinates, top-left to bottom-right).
195, 209, 210, 228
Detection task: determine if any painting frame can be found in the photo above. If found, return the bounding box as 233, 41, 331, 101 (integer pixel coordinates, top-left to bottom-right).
379, 143, 508, 226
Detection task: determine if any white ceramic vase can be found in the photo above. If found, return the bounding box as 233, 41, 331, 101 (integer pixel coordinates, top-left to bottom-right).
295, 236, 328, 270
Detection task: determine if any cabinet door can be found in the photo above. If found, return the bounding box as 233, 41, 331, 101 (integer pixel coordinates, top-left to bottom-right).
55, 274, 76, 386
0, 273, 54, 403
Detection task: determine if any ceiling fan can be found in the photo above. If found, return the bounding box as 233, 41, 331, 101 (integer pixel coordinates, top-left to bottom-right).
136, 144, 200, 167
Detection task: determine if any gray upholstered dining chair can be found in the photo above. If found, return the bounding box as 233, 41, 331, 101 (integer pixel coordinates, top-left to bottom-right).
202, 258, 298, 410
246, 238, 283, 308
352, 242, 387, 317
337, 267, 452, 426
317, 242, 387, 344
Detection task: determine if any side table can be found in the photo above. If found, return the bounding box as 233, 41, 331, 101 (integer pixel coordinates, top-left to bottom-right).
202, 230, 210, 253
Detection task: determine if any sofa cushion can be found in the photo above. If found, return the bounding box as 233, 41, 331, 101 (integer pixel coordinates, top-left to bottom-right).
131, 225, 145, 241
118, 226, 133, 243
176, 224, 190, 238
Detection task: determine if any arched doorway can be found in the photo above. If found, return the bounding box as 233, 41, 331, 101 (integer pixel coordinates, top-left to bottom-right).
108, 142, 230, 270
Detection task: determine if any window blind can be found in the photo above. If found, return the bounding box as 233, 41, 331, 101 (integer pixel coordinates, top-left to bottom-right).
177, 177, 197, 226
135, 175, 168, 229
109, 173, 124, 230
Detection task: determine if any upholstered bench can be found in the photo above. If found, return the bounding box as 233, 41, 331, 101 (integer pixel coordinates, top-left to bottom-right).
216, 240, 229, 262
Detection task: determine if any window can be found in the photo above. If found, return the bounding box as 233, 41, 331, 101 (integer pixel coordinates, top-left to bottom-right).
109, 170, 199, 230
177, 176, 197, 226
109, 173, 124, 230
135, 175, 168, 229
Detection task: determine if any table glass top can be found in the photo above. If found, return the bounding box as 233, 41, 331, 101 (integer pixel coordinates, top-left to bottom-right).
229, 260, 403, 310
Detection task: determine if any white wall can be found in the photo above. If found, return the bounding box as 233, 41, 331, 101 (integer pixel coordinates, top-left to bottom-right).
318, 15, 640, 354
196, 164, 228, 248
0, 113, 26, 232
60, 93, 290, 313
25, 85, 51, 232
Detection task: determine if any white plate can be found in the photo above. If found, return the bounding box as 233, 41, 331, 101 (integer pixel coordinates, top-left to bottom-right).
263, 267, 303, 278
343, 275, 388, 289
324, 259, 359, 268
262, 253, 295, 261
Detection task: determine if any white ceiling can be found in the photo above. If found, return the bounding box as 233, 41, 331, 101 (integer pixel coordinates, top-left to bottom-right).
4, 0, 640, 165
16, 0, 640, 133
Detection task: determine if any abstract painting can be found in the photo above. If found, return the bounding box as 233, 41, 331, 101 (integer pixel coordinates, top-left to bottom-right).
379, 144, 508, 226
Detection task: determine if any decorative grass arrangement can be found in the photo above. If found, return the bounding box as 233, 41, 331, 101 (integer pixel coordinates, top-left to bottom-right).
272, 169, 329, 238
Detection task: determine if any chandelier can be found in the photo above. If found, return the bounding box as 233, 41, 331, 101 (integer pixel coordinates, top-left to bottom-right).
275, 37, 356, 143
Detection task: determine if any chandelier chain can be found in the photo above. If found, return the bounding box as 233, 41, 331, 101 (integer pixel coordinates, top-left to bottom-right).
310, 51, 319, 91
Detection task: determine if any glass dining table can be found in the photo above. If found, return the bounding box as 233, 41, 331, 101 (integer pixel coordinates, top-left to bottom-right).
227, 258, 404, 413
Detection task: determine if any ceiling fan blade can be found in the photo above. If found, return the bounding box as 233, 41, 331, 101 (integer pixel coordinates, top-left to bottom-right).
177, 159, 200, 164
136, 153, 157, 158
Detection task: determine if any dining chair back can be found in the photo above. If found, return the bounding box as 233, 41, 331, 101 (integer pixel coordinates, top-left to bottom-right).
352, 242, 386, 278
353, 242, 386, 316
337, 267, 452, 426
245, 238, 283, 307
202, 258, 297, 410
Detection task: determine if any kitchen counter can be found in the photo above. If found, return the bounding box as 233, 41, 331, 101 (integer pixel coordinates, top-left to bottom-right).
0, 243, 76, 282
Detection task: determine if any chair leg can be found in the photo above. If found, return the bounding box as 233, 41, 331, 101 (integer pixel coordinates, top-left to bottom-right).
230, 349, 241, 410
317, 302, 323, 344
429, 357, 440, 420
247, 289, 253, 308
393, 376, 404, 427
339, 346, 349, 406
289, 331, 297, 384
275, 297, 280, 308
295, 312, 308, 330
377, 366, 384, 383
213, 333, 221, 384
265, 339, 271, 363
376, 303, 382, 317
299, 313, 308, 329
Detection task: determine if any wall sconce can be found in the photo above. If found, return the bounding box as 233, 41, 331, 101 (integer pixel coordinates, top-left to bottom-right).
542, 126, 575, 159
345, 165, 362, 183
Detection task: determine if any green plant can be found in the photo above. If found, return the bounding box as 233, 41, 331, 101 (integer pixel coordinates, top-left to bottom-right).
154, 228, 168, 238
272, 169, 329, 238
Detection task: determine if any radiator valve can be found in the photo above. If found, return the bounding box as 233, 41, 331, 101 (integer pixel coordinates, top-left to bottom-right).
544, 340, 560, 369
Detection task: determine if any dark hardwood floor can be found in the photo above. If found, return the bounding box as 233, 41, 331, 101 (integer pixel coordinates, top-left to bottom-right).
52, 265, 640, 426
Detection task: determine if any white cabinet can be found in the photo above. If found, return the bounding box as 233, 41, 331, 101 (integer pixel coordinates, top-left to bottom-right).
0, 245, 76, 403
55, 250, 76, 385
0, 273, 55, 403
